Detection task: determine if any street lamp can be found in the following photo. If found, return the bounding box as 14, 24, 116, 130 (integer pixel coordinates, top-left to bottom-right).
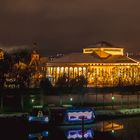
70, 98, 73, 102
112, 96, 115, 100
112, 96, 115, 110
31, 99, 35, 103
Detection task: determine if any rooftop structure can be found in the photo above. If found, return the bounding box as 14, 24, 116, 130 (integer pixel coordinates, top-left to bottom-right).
83, 41, 124, 56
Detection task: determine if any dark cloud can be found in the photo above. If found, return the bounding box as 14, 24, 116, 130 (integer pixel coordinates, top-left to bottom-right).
0, 0, 140, 54
1, 45, 30, 53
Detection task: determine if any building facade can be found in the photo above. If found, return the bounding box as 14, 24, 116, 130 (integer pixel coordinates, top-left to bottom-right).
46, 42, 140, 87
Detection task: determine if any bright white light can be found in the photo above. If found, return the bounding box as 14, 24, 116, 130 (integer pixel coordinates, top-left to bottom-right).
68, 111, 92, 121
31, 99, 35, 103
67, 129, 93, 139
44, 117, 49, 122
70, 98, 73, 101
112, 96, 115, 100
28, 116, 33, 121
112, 130, 115, 133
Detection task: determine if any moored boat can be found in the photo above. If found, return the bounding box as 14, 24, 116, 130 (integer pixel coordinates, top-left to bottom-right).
64, 107, 96, 125
50, 106, 96, 125
28, 106, 50, 124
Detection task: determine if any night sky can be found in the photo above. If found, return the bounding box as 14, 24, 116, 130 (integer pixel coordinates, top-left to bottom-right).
0, 0, 140, 55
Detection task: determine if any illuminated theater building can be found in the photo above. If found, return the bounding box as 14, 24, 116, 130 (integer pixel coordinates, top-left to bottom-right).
46, 42, 140, 87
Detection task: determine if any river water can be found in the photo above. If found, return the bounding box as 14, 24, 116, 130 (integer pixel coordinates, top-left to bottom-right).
1, 116, 140, 140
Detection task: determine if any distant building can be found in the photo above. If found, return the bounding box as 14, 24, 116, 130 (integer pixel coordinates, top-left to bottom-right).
46, 41, 140, 87
29, 50, 48, 88
1, 45, 49, 88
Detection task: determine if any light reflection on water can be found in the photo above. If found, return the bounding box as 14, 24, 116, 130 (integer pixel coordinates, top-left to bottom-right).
28, 131, 49, 139
95, 120, 124, 132
1, 117, 140, 140
94, 117, 140, 140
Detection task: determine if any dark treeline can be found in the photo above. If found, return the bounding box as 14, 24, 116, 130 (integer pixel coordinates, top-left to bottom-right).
0, 49, 35, 89
40, 74, 88, 94
0, 48, 88, 94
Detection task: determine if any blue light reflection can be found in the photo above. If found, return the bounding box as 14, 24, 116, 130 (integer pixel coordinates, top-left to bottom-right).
66, 128, 94, 140
28, 131, 49, 139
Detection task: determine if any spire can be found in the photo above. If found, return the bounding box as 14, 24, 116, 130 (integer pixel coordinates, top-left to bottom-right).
29, 42, 40, 68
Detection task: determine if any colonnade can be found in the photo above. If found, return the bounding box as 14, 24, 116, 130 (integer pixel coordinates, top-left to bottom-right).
46, 64, 140, 86
47, 66, 87, 83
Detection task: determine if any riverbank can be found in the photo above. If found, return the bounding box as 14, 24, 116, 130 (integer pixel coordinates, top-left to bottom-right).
96, 108, 140, 116
95, 108, 140, 121
0, 108, 140, 120
1, 85, 140, 94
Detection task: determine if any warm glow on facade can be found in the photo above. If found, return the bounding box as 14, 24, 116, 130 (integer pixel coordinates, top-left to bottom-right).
46, 42, 140, 87
83, 48, 124, 56
0, 49, 4, 60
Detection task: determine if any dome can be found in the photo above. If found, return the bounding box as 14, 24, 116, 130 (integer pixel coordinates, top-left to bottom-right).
94, 41, 113, 47
86, 41, 115, 48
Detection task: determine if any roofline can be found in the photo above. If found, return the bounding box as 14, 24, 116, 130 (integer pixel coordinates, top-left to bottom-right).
47, 62, 139, 66
127, 56, 139, 63
83, 47, 124, 49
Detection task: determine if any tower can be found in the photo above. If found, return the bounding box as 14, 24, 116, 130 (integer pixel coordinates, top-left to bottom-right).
29, 43, 40, 70
29, 43, 42, 88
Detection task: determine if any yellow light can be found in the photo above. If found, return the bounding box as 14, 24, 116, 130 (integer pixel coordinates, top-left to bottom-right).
112, 96, 115, 100
112, 130, 115, 133
57, 67, 60, 72
61, 67, 64, 72
83, 67, 86, 70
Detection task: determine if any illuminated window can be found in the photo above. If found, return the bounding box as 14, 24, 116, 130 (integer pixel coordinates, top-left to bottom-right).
74, 67, 78, 77
65, 67, 68, 74
60, 67, 64, 74
57, 67, 60, 74
83, 67, 86, 76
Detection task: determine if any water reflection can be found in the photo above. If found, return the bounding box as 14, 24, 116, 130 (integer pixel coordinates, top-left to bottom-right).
60, 121, 118, 140
1, 119, 125, 140
2, 117, 140, 140
26, 117, 140, 140
65, 128, 94, 140
28, 131, 48, 140
96, 121, 124, 132
95, 118, 140, 140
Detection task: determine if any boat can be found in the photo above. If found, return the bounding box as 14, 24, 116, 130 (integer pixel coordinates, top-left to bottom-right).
64, 107, 96, 125
50, 106, 96, 125
28, 106, 50, 124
